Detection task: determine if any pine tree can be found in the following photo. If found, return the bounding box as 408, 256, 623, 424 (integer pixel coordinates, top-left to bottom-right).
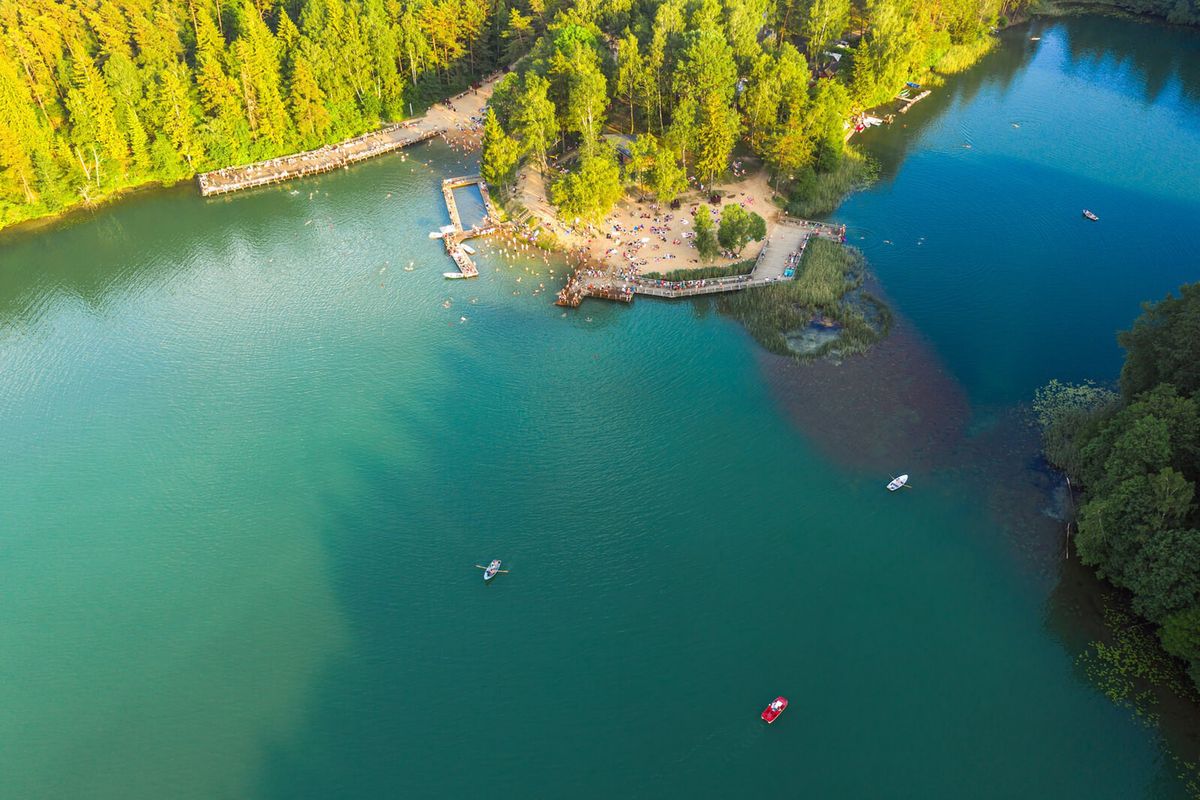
512, 73, 558, 172
289, 56, 331, 145
235, 0, 293, 149
551, 140, 622, 224
616, 32, 643, 134
481, 107, 519, 194
692, 204, 718, 261
0, 50, 43, 207
650, 142, 687, 203
156, 61, 201, 174
802, 0, 851, 64
672, 27, 738, 183
65, 48, 128, 190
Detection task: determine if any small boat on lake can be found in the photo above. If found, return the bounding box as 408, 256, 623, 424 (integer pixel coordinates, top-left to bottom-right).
444, 271, 467, 279
1083, 209, 1099, 221
475, 559, 508, 581
761, 697, 788, 724
887, 474, 909, 491
461, 243, 476, 255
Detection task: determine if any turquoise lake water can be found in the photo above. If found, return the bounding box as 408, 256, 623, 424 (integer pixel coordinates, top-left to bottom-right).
0, 16, 1197, 799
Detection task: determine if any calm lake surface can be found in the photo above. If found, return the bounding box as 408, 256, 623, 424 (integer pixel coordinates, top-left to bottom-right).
1, 16, 1198, 799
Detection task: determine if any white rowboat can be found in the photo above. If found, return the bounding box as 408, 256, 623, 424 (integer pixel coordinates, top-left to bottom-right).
887, 474, 909, 491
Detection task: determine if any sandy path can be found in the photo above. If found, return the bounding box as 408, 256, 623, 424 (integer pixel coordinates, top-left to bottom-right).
421, 72, 507, 153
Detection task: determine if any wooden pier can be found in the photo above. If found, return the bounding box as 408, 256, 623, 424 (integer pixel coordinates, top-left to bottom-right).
197, 124, 444, 196
897, 90, 931, 114
557, 217, 847, 307
439, 175, 505, 279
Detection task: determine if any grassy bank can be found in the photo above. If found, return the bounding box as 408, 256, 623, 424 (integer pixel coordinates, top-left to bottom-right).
717, 239, 891, 360
785, 149, 879, 219
1031, 0, 1200, 25
642, 260, 754, 281
931, 35, 1000, 74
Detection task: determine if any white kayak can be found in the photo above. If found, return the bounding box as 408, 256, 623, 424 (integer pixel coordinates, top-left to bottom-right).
887, 474, 909, 491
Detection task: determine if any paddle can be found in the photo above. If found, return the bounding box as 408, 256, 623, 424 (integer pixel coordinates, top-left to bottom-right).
474, 565, 511, 573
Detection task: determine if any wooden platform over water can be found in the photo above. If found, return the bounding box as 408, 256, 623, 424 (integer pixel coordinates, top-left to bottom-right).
439, 175, 503, 279
897, 90, 932, 114
197, 124, 443, 196
556, 217, 847, 307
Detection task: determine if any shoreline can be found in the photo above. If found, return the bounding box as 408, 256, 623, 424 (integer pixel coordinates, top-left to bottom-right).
0, 73, 503, 239
5, 11, 1191, 239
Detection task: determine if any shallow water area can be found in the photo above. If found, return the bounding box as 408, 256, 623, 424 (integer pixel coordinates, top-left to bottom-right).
451, 182, 489, 230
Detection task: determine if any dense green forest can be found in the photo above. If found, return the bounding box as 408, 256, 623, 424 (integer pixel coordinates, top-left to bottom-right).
1036, 283, 1200, 691
481, 0, 1033, 225
3, 0, 1194, 232
0, 0, 502, 229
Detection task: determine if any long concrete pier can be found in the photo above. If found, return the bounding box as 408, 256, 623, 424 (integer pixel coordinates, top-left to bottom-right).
197, 124, 443, 196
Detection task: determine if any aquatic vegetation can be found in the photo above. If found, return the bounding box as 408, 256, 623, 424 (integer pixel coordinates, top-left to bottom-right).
1076, 605, 1198, 726
718, 239, 891, 360
931, 36, 1001, 75
641, 260, 754, 282
785, 150, 880, 218
1038, 284, 1200, 696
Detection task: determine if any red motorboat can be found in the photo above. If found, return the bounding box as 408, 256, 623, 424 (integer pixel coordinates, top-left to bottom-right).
761, 696, 788, 724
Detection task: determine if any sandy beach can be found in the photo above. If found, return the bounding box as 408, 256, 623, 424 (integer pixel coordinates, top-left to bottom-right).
517, 158, 784, 275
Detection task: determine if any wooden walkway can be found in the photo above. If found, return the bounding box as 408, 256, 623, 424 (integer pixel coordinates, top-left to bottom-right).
633, 275, 773, 298
897, 90, 931, 114
439, 175, 504, 279
557, 217, 847, 307
197, 123, 443, 196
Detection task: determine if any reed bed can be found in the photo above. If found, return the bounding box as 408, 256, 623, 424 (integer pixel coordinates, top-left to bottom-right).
786, 150, 879, 218
718, 240, 891, 359
642, 260, 754, 282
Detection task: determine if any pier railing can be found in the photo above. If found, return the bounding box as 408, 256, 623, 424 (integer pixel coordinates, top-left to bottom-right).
439, 175, 506, 278
197, 124, 443, 196
632, 276, 778, 298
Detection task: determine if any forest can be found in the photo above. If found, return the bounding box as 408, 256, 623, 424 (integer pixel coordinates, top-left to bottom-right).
0, 0, 500, 229
1, 0, 1031, 232
1036, 283, 1200, 692
481, 0, 1034, 226
3, 0, 1194, 232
